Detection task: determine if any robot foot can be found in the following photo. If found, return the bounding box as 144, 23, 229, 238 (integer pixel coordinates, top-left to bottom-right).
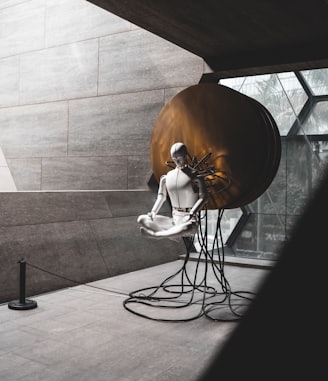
140, 227, 185, 242
140, 227, 157, 239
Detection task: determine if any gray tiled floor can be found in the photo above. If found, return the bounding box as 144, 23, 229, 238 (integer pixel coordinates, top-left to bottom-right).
0, 260, 270, 381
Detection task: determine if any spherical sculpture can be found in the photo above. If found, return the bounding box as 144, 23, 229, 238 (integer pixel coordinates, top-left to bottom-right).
150, 83, 281, 210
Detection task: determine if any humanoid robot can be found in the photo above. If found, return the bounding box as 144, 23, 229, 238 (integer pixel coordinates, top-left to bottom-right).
137, 142, 208, 240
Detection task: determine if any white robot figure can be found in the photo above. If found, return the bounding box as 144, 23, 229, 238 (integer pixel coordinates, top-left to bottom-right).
137, 142, 208, 240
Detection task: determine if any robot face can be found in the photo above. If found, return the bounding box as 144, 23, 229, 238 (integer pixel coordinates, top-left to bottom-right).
170, 142, 188, 167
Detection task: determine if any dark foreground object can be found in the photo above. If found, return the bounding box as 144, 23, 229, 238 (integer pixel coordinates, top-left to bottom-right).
198, 170, 327, 380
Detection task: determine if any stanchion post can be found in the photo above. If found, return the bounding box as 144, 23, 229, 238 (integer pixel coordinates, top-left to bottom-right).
8, 258, 38, 310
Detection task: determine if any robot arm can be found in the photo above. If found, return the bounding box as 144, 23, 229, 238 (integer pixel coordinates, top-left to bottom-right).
189, 175, 208, 217
148, 175, 167, 220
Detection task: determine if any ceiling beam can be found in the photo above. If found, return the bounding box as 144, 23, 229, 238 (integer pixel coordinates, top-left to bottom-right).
87, 0, 328, 77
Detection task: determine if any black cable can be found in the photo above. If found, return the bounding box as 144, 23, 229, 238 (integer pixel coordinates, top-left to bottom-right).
202, 210, 257, 321
123, 209, 257, 322
123, 221, 211, 321
24, 209, 256, 323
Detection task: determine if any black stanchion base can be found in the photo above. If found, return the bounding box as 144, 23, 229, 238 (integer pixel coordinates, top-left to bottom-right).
8, 299, 38, 310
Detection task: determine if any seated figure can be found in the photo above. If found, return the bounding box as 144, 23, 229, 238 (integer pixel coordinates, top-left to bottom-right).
137, 142, 208, 240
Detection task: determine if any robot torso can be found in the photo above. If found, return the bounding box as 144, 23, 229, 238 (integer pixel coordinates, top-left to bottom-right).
165, 168, 198, 209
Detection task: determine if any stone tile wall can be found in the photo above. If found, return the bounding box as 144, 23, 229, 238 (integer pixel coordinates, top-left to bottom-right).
0, 190, 185, 304
0, 0, 202, 303
0, 0, 204, 191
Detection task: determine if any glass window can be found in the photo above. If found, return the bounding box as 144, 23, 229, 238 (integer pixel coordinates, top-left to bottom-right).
298, 101, 328, 135
301, 68, 328, 95
207, 70, 328, 261
232, 213, 286, 261
221, 72, 308, 136
194, 208, 243, 252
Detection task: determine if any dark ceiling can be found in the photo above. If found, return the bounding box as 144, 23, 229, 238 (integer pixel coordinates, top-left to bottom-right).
87, 0, 328, 78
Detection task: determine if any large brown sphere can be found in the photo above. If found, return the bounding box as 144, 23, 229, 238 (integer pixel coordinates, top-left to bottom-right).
150, 83, 281, 210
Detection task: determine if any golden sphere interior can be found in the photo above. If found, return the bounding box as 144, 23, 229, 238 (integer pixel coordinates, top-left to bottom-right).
150, 83, 281, 210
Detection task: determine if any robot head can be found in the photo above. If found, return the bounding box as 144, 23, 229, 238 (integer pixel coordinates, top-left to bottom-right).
170, 142, 188, 167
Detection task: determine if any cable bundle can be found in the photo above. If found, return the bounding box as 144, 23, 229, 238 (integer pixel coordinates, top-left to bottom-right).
123, 209, 255, 322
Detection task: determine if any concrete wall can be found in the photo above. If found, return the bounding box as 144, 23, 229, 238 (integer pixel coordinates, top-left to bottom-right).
0, 0, 204, 191
0, 190, 185, 304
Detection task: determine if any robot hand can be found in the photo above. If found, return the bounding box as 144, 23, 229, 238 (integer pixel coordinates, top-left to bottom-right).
147, 211, 156, 220
182, 213, 194, 223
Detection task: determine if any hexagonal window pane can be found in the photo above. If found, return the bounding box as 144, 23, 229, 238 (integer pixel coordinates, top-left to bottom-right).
298, 101, 328, 135
194, 208, 243, 252
277, 72, 308, 115
233, 213, 286, 261
220, 72, 308, 136
301, 68, 328, 95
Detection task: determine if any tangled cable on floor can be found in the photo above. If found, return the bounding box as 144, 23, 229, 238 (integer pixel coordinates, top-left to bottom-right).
123, 209, 256, 322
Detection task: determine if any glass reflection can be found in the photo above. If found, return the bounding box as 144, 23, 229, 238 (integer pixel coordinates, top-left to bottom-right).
299, 101, 328, 135
286, 135, 313, 215
221, 72, 307, 136
301, 69, 328, 95
232, 213, 286, 261
194, 208, 243, 252
296, 101, 328, 193
200, 70, 328, 262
